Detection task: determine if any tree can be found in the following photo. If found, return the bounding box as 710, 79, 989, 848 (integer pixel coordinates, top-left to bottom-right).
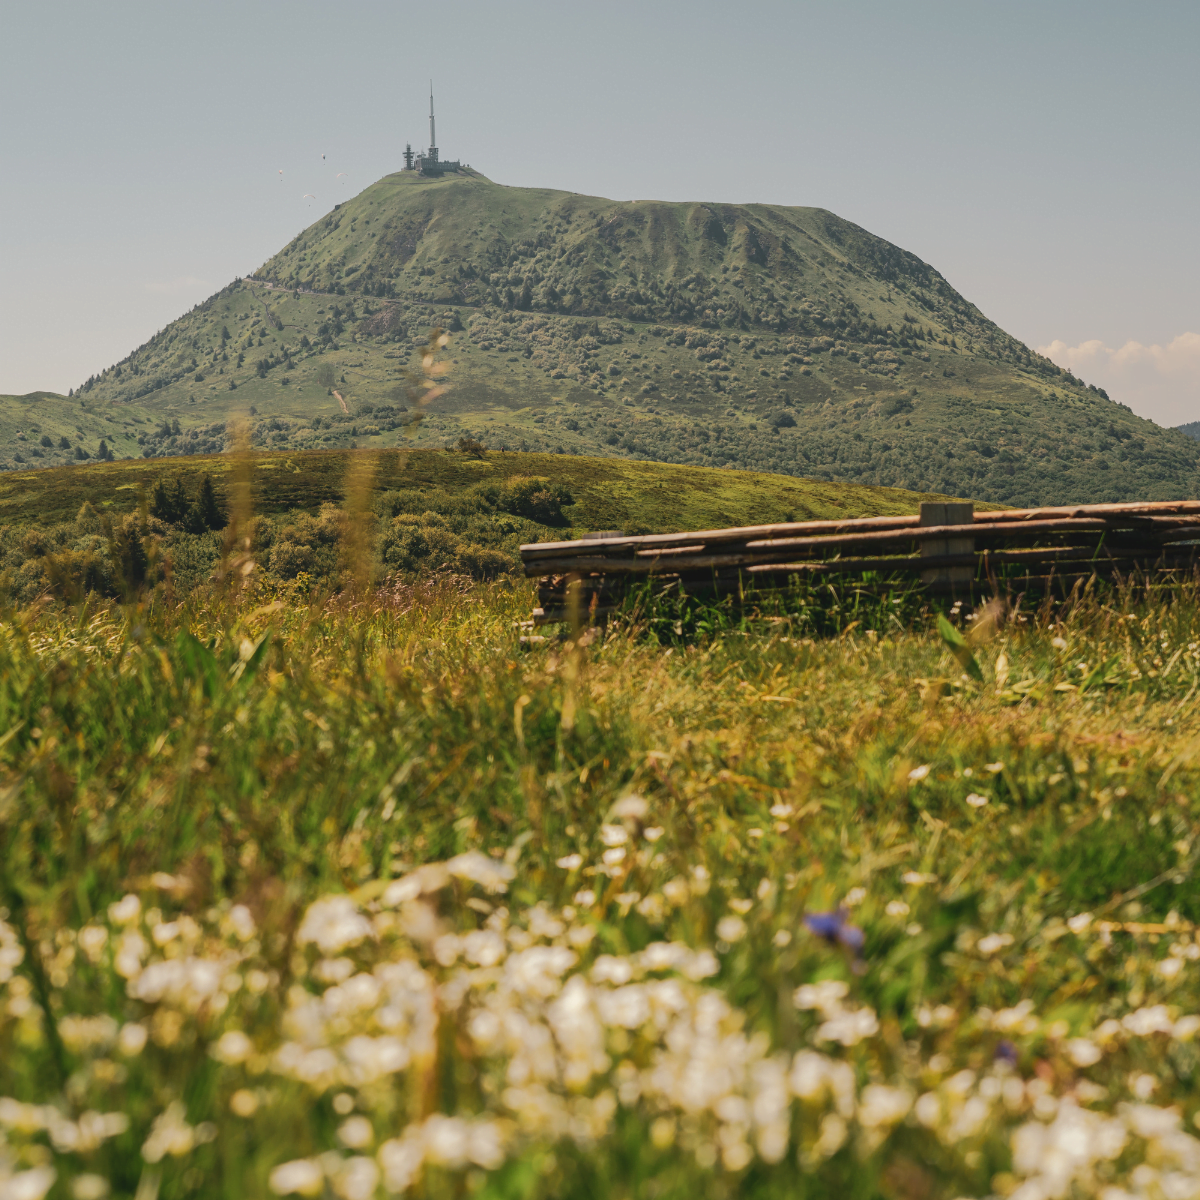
315, 363, 335, 389
58, 436, 70, 449
197, 475, 224, 530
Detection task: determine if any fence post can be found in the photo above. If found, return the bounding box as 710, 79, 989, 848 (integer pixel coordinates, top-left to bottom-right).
920, 502, 974, 586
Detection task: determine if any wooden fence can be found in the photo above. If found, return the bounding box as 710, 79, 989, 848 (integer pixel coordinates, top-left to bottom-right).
521, 500, 1200, 626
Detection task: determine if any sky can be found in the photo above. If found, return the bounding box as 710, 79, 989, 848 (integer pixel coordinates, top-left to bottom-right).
3, 0, 1200, 427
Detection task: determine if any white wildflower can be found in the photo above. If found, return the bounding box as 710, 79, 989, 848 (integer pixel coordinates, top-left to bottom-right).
592, 955, 635, 985
210, 1030, 254, 1065
977, 932, 1015, 956
76, 925, 108, 964
1156, 956, 1184, 980
885, 900, 910, 917
108, 894, 141, 925
2, 1167, 57, 1200
331, 1157, 379, 1200
793, 980, 849, 1015
716, 916, 747, 943
1066, 1038, 1103, 1067
447, 851, 515, 893
644, 826, 665, 842
117, 1023, 148, 1056
555, 854, 583, 870
858, 1084, 913, 1128
966, 793, 989, 807
337, 1116, 374, 1149
296, 896, 372, 955
902, 871, 936, 886
1123, 1006, 1174, 1036
985, 762, 1004, 773
599, 824, 628, 847
268, 1158, 324, 1196
141, 1101, 207, 1163
816, 1007, 878, 1046
843, 888, 866, 907
1067, 912, 1093, 934
611, 794, 648, 820
71, 1175, 109, 1200
908, 764, 931, 782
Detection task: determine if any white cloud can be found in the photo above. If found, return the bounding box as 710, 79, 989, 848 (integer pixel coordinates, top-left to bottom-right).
144, 276, 210, 295
1037, 333, 1200, 428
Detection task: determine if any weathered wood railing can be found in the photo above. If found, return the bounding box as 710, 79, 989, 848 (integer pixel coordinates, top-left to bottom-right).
521, 500, 1200, 625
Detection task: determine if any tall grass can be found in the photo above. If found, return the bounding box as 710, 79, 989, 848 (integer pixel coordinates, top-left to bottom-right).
3, 575, 1200, 1199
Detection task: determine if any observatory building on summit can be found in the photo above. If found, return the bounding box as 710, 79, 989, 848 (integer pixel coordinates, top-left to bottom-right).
403, 86, 463, 177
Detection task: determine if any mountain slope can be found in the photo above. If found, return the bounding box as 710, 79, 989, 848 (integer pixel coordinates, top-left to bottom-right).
14, 170, 1200, 505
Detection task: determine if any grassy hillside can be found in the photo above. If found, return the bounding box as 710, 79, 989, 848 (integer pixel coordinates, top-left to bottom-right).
13, 171, 1200, 504
0, 447, 977, 531
5, 576, 1200, 1198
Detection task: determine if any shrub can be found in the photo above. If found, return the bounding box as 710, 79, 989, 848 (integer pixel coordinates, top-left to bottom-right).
498, 476, 573, 524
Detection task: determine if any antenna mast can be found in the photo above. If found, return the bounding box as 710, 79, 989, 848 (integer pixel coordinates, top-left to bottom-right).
428, 82, 437, 162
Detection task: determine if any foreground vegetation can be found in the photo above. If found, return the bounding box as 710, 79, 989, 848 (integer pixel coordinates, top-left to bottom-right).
4, 566, 1200, 1199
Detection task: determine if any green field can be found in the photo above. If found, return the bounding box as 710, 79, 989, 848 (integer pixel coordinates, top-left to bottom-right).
9, 171, 1200, 505
4, 567, 1200, 1199
0, 448, 995, 607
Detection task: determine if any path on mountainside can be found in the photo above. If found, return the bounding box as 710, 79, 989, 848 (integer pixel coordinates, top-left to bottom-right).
333, 390, 348, 413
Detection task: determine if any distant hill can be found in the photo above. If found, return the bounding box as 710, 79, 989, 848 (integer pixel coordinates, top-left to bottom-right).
9, 170, 1200, 505
1176, 421, 1200, 442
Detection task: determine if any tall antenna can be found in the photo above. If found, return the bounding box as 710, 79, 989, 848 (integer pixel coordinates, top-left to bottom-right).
429, 81, 436, 157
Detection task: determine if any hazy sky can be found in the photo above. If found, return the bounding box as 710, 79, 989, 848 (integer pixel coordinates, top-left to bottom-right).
4, 1, 1200, 426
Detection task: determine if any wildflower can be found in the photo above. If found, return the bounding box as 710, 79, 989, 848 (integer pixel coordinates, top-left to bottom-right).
117, 1023, 148, 1056
1066, 1038, 1103, 1067
268, 1159, 324, 1196
858, 1084, 913, 1128
296, 896, 372, 955
574, 890, 596, 907
885, 901, 910, 918
599, 824, 628, 847
772, 929, 792, 947
141, 1100, 214, 1163
803, 910, 865, 955
1051, 636, 1067, 649
71, 1175, 109, 1200
662, 878, 689, 905
337, 1116, 374, 1149
332, 1158, 380, 1200
611, 794, 648, 820
1067, 912, 1093, 934
985, 762, 1004, 773
555, 852, 582, 870
995, 1039, 1019, 1067
816, 1007, 878, 1046
2, 1168, 56, 1200
901, 871, 936, 886
794, 980, 849, 1014
977, 933, 1014, 956
225, 905, 257, 941
1155, 957, 1184, 980
446, 851, 515, 893
76, 926, 108, 964
908, 764, 931, 782
643, 826, 665, 842
210, 1030, 254, 1065
601, 847, 626, 866
728, 898, 753, 915
843, 887, 866, 907
1123, 1006, 1173, 1036
229, 1090, 259, 1117
966, 793, 989, 807
108, 894, 141, 925
716, 916, 747, 943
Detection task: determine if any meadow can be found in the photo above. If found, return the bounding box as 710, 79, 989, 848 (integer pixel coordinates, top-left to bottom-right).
3, 556, 1200, 1200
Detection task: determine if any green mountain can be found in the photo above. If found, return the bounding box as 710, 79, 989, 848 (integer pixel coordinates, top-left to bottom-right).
9, 170, 1200, 505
